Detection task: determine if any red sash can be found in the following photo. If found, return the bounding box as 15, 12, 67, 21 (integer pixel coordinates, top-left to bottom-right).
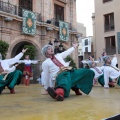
93, 67, 102, 74
51, 56, 64, 67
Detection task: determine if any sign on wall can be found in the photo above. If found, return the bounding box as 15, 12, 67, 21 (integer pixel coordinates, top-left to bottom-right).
22, 9, 36, 35
117, 32, 120, 54
59, 21, 69, 41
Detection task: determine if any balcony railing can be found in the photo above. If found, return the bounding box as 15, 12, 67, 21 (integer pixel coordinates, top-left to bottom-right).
0, 1, 42, 22
58, 0, 67, 3
51, 18, 76, 31
106, 47, 116, 55
104, 24, 115, 32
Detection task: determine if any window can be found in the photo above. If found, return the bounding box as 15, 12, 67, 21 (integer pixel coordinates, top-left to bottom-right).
104, 13, 114, 32
103, 0, 112, 3
105, 36, 116, 55
54, 4, 64, 21
85, 39, 88, 46
54, 4, 64, 26
85, 47, 88, 52
19, 0, 32, 16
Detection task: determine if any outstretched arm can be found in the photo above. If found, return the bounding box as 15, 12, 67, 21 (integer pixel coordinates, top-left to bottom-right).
14, 48, 28, 60
60, 43, 78, 59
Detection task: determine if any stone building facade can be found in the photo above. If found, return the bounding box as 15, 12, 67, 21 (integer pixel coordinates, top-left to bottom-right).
0, 0, 79, 80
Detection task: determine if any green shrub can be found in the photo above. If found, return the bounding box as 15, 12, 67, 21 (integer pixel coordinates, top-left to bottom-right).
0, 40, 9, 59
23, 45, 36, 60
64, 55, 77, 69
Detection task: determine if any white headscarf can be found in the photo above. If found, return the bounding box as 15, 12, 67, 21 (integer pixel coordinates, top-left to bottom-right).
41, 45, 53, 57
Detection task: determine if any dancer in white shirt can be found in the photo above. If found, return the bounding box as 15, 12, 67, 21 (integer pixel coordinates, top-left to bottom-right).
0, 48, 27, 94
41, 43, 94, 101
103, 56, 120, 88
88, 61, 114, 87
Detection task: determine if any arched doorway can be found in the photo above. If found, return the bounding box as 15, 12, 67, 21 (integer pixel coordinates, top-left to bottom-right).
11, 41, 41, 84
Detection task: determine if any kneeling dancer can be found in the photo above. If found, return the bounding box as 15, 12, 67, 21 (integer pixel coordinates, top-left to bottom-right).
0, 48, 27, 94
41, 43, 95, 101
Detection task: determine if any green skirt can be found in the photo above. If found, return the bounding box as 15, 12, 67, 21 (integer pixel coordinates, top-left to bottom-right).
55, 68, 95, 97
0, 70, 22, 93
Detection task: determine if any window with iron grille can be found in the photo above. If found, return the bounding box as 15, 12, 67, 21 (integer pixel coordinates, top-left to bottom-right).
103, 0, 112, 3
19, 0, 32, 16
104, 13, 115, 32
105, 36, 116, 55
54, 4, 64, 26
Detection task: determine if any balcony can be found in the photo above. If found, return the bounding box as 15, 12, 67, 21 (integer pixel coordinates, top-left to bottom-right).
106, 47, 116, 55
58, 0, 67, 3
0, 1, 42, 22
104, 24, 115, 32
51, 18, 76, 31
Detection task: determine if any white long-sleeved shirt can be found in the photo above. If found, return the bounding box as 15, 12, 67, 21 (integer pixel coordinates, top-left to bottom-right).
104, 66, 120, 87
82, 60, 99, 64
18, 59, 38, 65
90, 66, 104, 79
42, 47, 75, 89
111, 57, 117, 67
0, 52, 23, 73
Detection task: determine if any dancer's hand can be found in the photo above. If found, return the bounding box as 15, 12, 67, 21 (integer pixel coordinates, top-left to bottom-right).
72, 43, 78, 49
14, 63, 19, 67
38, 60, 41, 63
22, 48, 28, 53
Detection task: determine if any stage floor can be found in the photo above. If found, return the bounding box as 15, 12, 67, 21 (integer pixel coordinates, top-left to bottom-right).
0, 84, 120, 120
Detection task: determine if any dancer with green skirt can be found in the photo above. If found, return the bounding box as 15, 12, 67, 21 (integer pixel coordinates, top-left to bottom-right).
41, 43, 94, 101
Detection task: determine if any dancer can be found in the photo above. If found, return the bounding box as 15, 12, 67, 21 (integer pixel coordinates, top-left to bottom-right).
99, 51, 107, 65
82, 55, 99, 68
103, 56, 120, 88
19, 55, 39, 86
0, 48, 27, 94
41, 43, 94, 101
88, 61, 113, 87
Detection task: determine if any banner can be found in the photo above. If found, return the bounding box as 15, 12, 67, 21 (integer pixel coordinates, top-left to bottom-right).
22, 9, 36, 35
59, 21, 69, 41
117, 32, 120, 54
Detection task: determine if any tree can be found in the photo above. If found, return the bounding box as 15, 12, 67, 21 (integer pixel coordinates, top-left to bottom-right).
64, 55, 77, 69
23, 45, 36, 60
0, 40, 9, 59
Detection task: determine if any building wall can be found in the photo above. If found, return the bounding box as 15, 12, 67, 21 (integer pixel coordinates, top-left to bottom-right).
0, 0, 79, 75
77, 22, 86, 37
94, 0, 120, 64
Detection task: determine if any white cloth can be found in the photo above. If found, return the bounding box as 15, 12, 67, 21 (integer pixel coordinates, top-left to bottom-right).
90, 66, 104, 79
82, 60, 99, 64
104, 66, 120, 88
18, 59, 38, 65
0, 52, 23, 73
42, 47, 75, 90
111, 56, 117, 67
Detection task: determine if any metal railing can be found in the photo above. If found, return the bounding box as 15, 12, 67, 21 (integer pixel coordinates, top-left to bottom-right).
0, 1, 42, 22
104, 24, 115, 32
58, 0, 67, 3
106, 47, 116, 55
51, 18, 75, 31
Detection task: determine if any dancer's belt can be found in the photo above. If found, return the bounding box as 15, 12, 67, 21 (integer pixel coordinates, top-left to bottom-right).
0, 62, 9, 81
57, 66, 73, 75
0, 62, 4, 73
